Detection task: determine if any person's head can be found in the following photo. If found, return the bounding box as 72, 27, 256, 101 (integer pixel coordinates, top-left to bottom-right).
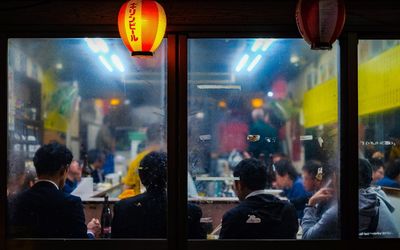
271, 152, 287, 164
87, 149, 105, 169
33, 142, 73, 188
233, 158, 267, 201
385, 159, 400, 182
251, 108, 264, 121
273, 159, 298, 189
359, 158, 373, 188
302, 160, 335, 192
369, 158, 384, 183
67, 160, 82, 183
139, 151, 167, 192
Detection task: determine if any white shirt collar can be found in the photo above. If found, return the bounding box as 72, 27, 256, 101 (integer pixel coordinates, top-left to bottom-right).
245, 189, 270, 199
36, 179, 59, 190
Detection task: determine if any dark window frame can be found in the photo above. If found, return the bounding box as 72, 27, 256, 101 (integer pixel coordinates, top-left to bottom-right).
2, 28, 400, 250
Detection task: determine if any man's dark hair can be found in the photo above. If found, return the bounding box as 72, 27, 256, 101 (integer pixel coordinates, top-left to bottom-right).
274, 159, 298, 181
385, 159, 400, 180
233, 158, 267, 191
302, 159, 335, 182
87, 149, 104, 164
369, 158, 384, 172
33, 142, 73, 176
139, 151, 167, 192
359, 158, 372, 188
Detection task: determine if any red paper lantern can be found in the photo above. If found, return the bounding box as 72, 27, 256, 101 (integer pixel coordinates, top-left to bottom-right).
295, 0, 346, 50
118, 0, 166, 56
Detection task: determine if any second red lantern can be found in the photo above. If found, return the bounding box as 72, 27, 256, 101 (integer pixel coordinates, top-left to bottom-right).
295, 0, 346, 50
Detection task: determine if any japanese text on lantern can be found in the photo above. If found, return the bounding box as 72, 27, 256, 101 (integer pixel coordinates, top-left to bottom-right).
129, 2, 138, 42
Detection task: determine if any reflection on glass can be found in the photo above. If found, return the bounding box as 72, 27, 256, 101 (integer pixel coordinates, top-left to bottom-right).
358, 40, 400, 239
188, 39, 339, 239
7, 38, 167, 238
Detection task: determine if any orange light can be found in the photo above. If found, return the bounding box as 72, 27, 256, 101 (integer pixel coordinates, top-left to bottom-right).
118, 0, 166, 56
218, 100, 227, 108
251, 98, 264, 108
110, 98, 121, 106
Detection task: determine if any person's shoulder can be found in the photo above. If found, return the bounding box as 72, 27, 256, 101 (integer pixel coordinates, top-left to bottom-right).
223, 202, 250, 220
116, 193, 147, 207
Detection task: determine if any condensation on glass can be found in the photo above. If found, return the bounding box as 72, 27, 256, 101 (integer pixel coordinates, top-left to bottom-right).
187, 39, 340, 240
7, 38, 167, 239
358, 40, 400, 239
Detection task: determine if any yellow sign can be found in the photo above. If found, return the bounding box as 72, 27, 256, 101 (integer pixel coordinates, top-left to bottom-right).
303, 44, 400, 128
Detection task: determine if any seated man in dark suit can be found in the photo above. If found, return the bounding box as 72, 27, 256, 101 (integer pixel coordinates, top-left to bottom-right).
219, 158, 299, 239
8, 142, 100, 238
112, 151, 206, 239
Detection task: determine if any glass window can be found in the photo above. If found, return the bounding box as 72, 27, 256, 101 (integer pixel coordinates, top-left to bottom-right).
358, 40, 400, 239
7, 38, 167, 239
187, 39, 340, 240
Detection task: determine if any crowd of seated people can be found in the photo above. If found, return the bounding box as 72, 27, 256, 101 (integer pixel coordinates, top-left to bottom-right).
7, 141, 400, 240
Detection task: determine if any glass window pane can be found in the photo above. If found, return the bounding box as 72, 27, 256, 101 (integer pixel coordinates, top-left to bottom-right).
358, 39, 400, 239
188, 39, 340, 240
7, 38, 167, 239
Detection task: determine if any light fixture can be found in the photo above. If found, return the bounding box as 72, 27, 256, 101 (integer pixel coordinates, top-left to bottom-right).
98, 56, 113, 72
261, 39, 275, 51
251, 98, 264, 108
118, 0, 167, 56
111, 54, 125, 72
235, 54, 249, 72
110, 98, 121, 106
251, 39, 263, 52
56, 63, 63, 70
290, 55, 299, 64
94, 38, 109, 53
247, 55, 262, 72
267, 91, 274, 97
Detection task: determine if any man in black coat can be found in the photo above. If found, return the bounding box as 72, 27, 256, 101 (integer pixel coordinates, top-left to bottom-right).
219, 158, 299, 239
112, 151, 206, 239
8, 142, 100, 238
112, 151, 167, 238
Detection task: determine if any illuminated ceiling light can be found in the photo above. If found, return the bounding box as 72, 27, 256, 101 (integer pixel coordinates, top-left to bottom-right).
110, 98, 121, 106
197, 84, 241, 90
118, 0, 167, 56
247, 55, 262, 72
99, 55, 113, 72
235, 54, 249, 72
251, 98, 264, 108
267, 91, 274, 97
85, 38, 100, 53
94, 38, 109, 53
290, 55, 299, 64
195, 112, 205, 119
56, 63, 63, 70
251, 39, 263, 52
111, 54, 125, 72
218, 100, 227, 108
261, 39, 275, 51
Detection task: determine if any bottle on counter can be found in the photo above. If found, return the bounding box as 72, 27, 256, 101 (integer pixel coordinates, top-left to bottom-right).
81, 153, 92, 177
101, 195, 112, 238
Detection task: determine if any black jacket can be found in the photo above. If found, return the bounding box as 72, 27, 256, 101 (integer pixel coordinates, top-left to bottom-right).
8, 181, 88, 238
111, 191, 206, 239
112, 191, 167, 238
219, 193, 298, 239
